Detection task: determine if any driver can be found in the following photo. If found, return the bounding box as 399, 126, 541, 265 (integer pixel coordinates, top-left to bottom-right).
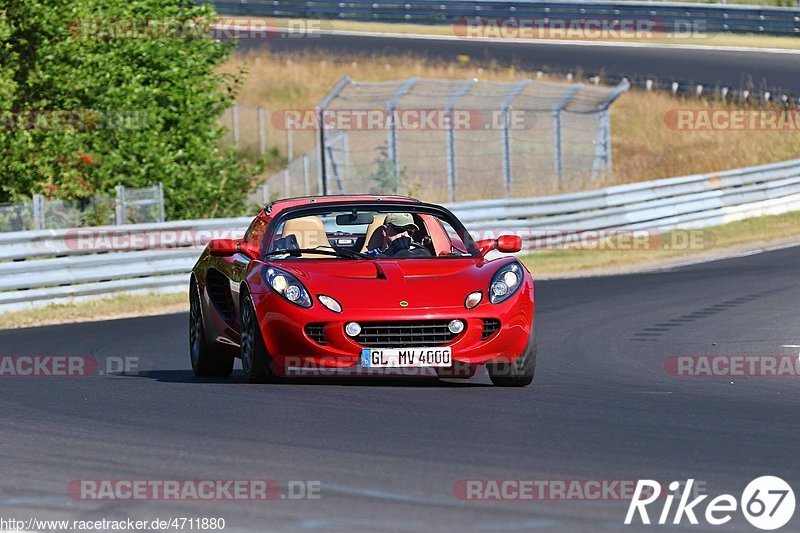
366, 213, 431, 257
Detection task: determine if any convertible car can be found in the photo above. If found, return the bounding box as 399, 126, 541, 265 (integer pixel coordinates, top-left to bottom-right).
189, 195, 536, 386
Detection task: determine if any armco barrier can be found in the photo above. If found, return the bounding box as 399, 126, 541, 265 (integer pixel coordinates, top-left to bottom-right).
2, 158, 800, 312
213, 0, 800, 37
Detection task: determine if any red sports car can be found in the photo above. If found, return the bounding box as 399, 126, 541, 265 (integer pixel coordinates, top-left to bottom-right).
189, 195, 536, 386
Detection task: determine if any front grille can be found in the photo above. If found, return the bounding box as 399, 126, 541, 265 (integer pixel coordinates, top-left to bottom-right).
481, 319, 501, 340
304, 323, 328, 345
354, 320, 460, 348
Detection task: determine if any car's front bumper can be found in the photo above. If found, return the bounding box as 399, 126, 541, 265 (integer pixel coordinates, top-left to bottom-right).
252, 284, 534, 374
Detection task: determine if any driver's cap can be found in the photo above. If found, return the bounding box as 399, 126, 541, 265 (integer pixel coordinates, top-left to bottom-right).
385, 212, 419, 231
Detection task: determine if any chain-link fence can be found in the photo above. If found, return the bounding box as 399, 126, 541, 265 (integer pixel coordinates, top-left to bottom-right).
254, 76, 628, 204
318, 76, 628, 201
0, 183, 165, 232
247, 132, 349, 208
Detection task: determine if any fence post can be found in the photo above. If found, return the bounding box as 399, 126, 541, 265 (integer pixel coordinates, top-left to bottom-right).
592, 80, 629, 178
257, 106, 267, 155
590, 110, 613, 177
157, 182, 165, 222
315, 76, 352, 197
386, 77, 419, 181
232, 104, 240, 148
283, 168, 290, 198
501, 80, 532, 195
303, 154, 310, 195
287, 128, 294, 161
553, 84, 582, 189
32, 194, 45, 231
115, 185, 126, 225
445, 79, 476, 203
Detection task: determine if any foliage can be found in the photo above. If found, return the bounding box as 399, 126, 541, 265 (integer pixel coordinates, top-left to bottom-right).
0, 0, 261, 219
367, 143, 407, 195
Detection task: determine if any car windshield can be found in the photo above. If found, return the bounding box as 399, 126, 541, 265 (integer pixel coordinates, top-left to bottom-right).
266, 206, 478, 259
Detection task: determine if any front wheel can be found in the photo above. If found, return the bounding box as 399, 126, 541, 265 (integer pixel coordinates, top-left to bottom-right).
240, 293, 275, 384
190, 284, 234, 377
486, 320, 536, 387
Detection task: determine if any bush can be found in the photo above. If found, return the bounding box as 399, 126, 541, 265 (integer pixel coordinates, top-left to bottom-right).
0, 0, 260, 220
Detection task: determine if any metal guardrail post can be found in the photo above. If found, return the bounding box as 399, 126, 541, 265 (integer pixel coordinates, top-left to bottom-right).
445, 79, 477, 203
115, 185, 126, 225
500, 80, 532, 195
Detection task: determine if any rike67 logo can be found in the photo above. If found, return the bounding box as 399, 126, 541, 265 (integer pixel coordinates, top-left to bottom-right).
626, 477, 795, 530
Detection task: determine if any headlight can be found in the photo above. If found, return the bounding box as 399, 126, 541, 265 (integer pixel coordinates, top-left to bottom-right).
489, 262, 523, 304
264, 267, 312, 308
318, 295, 342, 313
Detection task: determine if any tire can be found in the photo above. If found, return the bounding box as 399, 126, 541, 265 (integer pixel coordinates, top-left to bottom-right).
190, 283, 234, 377
240, 292, 274, 384
487, 319, 536, 387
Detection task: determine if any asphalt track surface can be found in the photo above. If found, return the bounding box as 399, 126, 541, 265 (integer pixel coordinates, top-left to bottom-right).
1, 245, 799, 532
238, 32, 800, 94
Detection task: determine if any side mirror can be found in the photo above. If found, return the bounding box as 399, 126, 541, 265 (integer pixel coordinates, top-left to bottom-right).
497, 235, 522, 253
209, 239, 260, 260
475, 235, 523, 257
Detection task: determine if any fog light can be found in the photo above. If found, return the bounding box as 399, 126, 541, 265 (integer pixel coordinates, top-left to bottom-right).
465, 291, 482, 309
448, 319, 465, 334
345, 322, 362, 337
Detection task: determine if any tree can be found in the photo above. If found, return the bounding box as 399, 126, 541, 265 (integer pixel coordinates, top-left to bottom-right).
0, 0, 259, 219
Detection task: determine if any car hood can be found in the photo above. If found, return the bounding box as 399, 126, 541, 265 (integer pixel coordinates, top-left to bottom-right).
271, 258, 505, 310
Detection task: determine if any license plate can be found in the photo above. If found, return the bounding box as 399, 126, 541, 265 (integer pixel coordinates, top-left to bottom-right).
360, 347, 452, 368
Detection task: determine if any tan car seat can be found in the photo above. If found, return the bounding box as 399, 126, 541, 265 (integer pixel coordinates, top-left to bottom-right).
360, 214, 387, 253
282, 216, 332, 258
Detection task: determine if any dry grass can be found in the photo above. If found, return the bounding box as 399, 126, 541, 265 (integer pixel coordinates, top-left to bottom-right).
0, 292, 187, 330
222, 50, 800, 187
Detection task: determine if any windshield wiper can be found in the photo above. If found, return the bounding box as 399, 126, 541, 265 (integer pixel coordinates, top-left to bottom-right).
264, 246, 370, 260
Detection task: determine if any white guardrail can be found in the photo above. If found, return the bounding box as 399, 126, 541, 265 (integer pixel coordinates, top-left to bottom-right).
2, 158, 800, 313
